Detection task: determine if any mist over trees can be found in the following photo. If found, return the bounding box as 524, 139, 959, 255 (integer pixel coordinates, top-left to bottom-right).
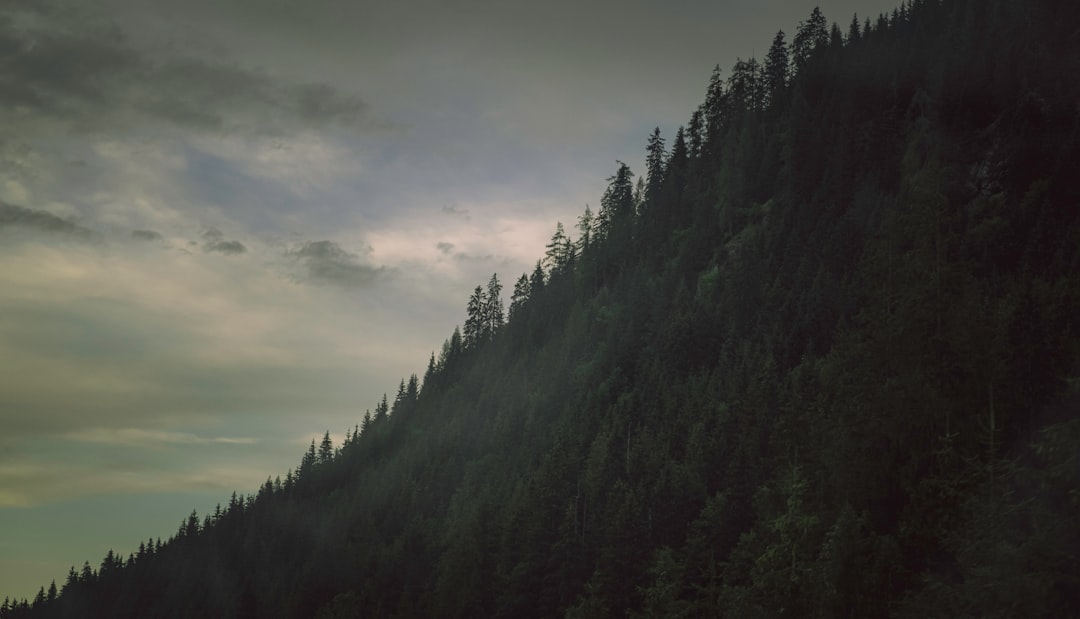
4, 0, 1079, 616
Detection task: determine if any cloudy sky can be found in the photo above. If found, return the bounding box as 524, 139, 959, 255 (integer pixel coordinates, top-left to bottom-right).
0, 0, 899, 600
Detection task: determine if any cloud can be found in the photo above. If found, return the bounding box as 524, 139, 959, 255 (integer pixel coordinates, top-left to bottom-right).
0, 201, 96, 239
441, 204, 470, 219
63, 428, 257, 447
436, 241, 455, 254
131, 228, 163, 242
287, 239, 382, 289
0, 1, 373, 138
0, 459, 269, 508
201, 226, 246, 255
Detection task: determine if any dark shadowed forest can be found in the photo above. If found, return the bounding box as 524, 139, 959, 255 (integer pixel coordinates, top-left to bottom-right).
4, 0, 1079, 616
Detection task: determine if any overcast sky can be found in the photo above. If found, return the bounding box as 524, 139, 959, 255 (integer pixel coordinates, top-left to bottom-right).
0, 0, 901, 600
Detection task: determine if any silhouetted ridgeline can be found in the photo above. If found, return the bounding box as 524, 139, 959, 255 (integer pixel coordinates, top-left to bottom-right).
4, 0, 1078, 616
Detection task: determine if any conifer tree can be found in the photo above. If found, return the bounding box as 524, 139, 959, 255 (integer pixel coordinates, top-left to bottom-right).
597, 162, 635, 246
703, 65, 726, 149
545, 223, 571, 272
374, 394, 389, 421
644, 127, 666, 212
509, 273, 530, 320
318, 431, 334, 464
792, 6, 829, 72
847, 14, 862, 44
484, 273, 504, 338
464, 285, 485, 348
763, 30, 790, 109
577, 205, 594, 254
686, 110, 704, 159
529, 260, 545, 295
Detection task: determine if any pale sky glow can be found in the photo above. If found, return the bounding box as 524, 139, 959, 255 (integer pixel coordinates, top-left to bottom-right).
0, 0, 901, 600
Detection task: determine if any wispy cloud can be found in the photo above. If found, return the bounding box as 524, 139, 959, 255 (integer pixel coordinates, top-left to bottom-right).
0, 201, 96, 239
287, 239, 383, 289
131, 229, 163, 242
0, 460, 269, 508
0, 2, 372, 138
201, 226, 246, 255
62, 428, 258, 447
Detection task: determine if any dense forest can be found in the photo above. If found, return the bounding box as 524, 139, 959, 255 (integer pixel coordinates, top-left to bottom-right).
4, 0, 1079, 616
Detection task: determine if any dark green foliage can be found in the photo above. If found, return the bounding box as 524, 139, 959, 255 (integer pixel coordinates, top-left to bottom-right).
6, 0, 1079, 617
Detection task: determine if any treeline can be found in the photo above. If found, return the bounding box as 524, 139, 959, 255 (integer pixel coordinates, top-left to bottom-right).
4, 0, 1079, 616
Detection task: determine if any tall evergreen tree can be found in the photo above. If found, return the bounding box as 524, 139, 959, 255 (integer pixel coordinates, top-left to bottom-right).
318, 431, 333, 464
577, 205, 594, 255
597, 162, 635, 246
792, 6, 829, 72
464, 285, 485, 348
544, 223, 571, 273
703, 65, 726, 152
509, 273, 530, 320
847, 14, 862, 44
686, 109, 704, 160
763, 30, 790, 109
484, 273, 504, 337
374, 394, 389, 421
644, 127, 666, 212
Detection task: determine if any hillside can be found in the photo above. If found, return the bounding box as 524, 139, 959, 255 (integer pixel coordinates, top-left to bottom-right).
4, 0, 1079, 616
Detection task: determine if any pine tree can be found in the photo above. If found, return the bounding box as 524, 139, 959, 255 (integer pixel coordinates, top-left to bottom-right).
728, 57, 762, 113
847, 14, 862, 44
545, 223, 571, 272
829, 21, 844, 49
464, 285, 485, 349
597, 162, 635, 245
374, 394, 389, 421
485, 273, 504, 336
577, 205, 594, 254
509, 273, 530, 320
318, 431, 334, 464
763, 30, 790, 110
644, 127, 666, 213
792, 6, 829, 73
406, 374, 419, 403
663, 127, 690, 229
703, 65, 726, 150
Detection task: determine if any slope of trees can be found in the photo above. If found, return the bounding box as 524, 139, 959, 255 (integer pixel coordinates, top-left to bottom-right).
4, 0, 1079, 616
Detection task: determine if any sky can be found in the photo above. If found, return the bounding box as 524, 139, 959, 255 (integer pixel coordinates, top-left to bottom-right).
0, 0, 901, 601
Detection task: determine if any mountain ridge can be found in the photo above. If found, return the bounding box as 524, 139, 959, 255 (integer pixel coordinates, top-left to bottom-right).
4, 0, 1079, 616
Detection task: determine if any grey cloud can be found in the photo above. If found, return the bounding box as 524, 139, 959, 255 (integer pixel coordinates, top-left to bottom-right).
441, 204, 469, 218
0, 2, 373, 136
453, 252, 496, 263
436, 241, 455, 254
201, 227, 247, 255
131, 229, 163, 242
63, 428, 258, 447
289, 82, 369, 126
206, 239, 247, 255
288, 240, 382, 289
0, 201, 96, 239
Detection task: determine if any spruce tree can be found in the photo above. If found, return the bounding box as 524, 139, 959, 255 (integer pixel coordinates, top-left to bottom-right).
763, 30, 790, 110
792, 6, 829, 73
485, 273, 504, 337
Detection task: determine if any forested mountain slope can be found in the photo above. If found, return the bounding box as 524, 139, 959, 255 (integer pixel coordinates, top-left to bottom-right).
5, 0, 1079, 616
